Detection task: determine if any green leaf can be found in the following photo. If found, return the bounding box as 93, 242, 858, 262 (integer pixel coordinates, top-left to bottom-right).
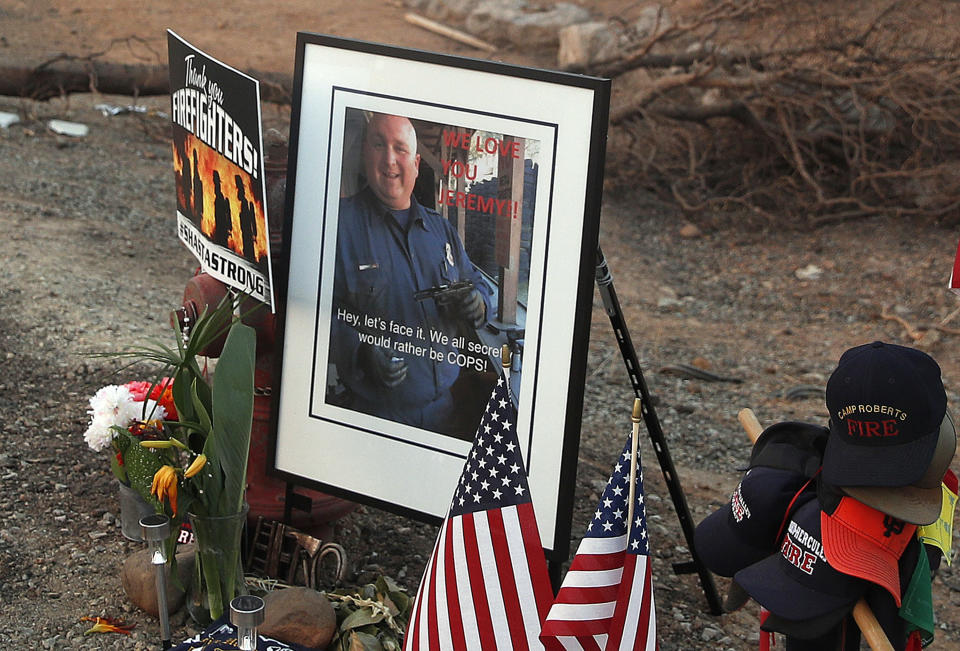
172, 365, 199, 425
346, 631, 383, 651
377, 575, 401, 593
122, 443, 164, 508
388, 590, 409, 615
340, 608, 385, 631
375, 575, 407, 617
109, 449, 127, 484
381, 639, 401, 651
203, 319, 256, 515
190, 378, 213, 434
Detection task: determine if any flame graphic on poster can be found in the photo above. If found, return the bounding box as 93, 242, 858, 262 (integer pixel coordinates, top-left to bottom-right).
171, 134, 267, 262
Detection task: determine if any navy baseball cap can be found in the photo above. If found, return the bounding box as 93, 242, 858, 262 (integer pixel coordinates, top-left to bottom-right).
760, 525, 930, 645
750, 421, 828, 477
823, 341, 946, 488
694, 466, 816, 577
842, 410, 956, 525
734, 499, 868, 621
760, 606, 855, 641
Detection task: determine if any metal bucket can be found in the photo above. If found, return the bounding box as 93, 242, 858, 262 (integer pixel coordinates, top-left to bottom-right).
117, 480, 155, 541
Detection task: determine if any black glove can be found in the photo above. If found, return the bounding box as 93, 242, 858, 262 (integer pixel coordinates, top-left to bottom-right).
358, 344, 407, 388
438, 285, 486, 329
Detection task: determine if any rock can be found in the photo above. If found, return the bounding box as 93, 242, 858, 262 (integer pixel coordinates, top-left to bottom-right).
261, 587, 337, 650
465, 0, 528, 43
121, 545, 195, 617
690, 356, 712, 371
506, 3, 594, 48
678, 221, 701, 239
558, 21, 624, 69
416, 0, 477, 21
794, 263, 823, 280
633, 4, 672, 40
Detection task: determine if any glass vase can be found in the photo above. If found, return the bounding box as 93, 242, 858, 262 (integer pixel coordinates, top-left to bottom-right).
186, 503, 249, 625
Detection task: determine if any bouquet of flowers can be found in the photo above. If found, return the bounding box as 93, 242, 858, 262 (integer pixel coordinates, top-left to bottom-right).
84, 378, 178, 496
90, 293, 258, 622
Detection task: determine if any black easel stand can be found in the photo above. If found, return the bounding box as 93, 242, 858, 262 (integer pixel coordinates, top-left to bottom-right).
595, 247, 722, 616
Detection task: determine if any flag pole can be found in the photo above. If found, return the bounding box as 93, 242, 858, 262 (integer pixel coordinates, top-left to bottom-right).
627, 397, 642, 538
502, 344, 512, 391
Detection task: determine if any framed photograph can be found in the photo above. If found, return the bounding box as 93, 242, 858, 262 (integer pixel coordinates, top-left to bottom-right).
270, 32, 609, 559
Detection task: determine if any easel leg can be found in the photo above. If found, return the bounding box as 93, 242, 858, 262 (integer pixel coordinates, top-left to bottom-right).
595, 247, 722, 615
548, 559, 562, 595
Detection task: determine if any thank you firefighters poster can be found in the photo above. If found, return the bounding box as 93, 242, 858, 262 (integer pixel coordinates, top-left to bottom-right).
167, 30, 275, 310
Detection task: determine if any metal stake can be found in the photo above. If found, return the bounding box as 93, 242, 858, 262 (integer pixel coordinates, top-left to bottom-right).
140, 514, 172, 649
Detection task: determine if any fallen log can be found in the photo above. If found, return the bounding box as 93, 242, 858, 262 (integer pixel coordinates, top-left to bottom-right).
0, 58, 293, 105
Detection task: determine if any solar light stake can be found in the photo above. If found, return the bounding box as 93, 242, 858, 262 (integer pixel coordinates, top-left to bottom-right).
230, 595, 265, 651
140, 514, 172, 650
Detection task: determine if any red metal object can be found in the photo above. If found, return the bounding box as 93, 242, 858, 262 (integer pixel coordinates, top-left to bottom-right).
758, 607, 774, 650
246, 353, 356, 540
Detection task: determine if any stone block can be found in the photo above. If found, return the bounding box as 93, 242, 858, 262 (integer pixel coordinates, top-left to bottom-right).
121, 545, 195, 617
634, 4, 672, 40
506, 3, 594, 47
558, 22, 624, 69
261, 586, 337, 650
423, 0, 477, 21
465, 0, 529, 42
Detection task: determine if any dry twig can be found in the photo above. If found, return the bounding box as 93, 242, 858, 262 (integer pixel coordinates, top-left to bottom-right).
879, 305, 925, 341
596, 0, 960, 226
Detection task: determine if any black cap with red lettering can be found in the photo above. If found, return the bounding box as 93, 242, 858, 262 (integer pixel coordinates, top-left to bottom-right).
823, 341, 946, 488
733, 498, 868, 622
693, 466, 816, 578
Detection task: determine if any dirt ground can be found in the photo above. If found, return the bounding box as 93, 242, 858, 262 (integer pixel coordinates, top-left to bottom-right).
2, 1, 960, 649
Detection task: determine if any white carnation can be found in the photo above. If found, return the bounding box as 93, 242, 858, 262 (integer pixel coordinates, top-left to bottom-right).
83, 417, 118, 452
141, 399, 168, 422
87, 384, 139, 427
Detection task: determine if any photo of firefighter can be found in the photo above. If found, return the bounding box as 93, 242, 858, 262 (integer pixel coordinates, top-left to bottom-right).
326, 108, 538, 440
172, 133, 269, 272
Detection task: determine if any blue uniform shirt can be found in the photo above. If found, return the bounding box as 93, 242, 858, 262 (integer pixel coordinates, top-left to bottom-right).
329, 186, 493, 433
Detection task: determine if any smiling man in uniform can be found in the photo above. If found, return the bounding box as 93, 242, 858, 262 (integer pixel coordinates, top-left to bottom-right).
328, 112, 492, 436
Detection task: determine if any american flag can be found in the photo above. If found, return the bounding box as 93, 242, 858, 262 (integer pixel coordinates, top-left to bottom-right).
540, 435, 657, 651
404, 374, 555, 651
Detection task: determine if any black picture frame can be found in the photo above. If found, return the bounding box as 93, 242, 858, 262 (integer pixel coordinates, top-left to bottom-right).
269, 32, 609, 560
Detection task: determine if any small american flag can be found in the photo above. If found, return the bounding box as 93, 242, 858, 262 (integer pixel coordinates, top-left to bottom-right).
540, 435, 657, 651
404, 374, 555, 651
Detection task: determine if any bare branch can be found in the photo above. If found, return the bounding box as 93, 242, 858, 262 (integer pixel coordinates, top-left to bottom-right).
598, 0, 960, 226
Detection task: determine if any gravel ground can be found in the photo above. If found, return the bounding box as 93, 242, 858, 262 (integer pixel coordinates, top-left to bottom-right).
2, 90, 960, 650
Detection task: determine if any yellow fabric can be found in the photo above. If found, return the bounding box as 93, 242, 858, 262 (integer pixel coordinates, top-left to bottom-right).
917, 482, 958, 565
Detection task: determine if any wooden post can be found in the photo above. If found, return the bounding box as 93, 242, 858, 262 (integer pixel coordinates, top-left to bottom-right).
496, 136, 524, 324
